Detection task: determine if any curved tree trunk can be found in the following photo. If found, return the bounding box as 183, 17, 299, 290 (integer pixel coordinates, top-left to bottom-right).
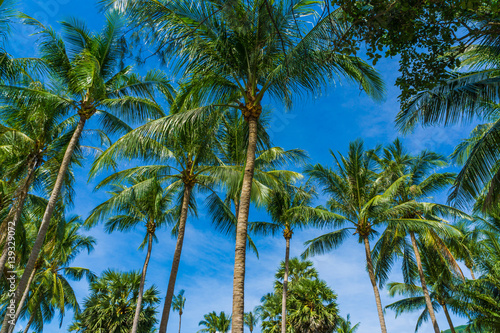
159, 185, 193, 333
22, 313, 34, 333
0, 117, 86, 333
410, 232, 440, 333
131, 232, 154, 333
234, 199, 240, 220
231, 115, 258, 333
281, 236, 290, 333
363, 236, 388, 333
442, 302, 456, 333
0, 159, 37, 278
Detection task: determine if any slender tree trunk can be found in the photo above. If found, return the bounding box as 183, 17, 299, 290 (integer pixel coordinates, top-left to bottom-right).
159, 185, 193, 333
0, 117, 86, 333
231, 115, 258, 333
410, 232, 440, 333
3, 267, 36, 333
178, 312, 182, 333
234, 199, 240, 220
442, 302, 456, 333
0, 159, 37, 278
22, 313, 34, 333
281, 236, 290, 333
131, 232, 154, 333
362, 236, 387, 333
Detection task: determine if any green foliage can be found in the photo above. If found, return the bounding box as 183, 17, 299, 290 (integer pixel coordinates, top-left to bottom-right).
198, 311, 232, 333
331, 0, 500, 102
258, 258, 339, 333
69, 270, 160, 333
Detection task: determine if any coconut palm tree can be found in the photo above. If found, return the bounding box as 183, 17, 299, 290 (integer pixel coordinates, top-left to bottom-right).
89, 102, 222, 333
369, 139, 466, 333
198, 311, 231, 333
302, 140, 440, 333
244, 310, 258, 333
86, 175, 175, 333
205, 109, 306, 257
385, 241, 466, 333
172, 290, 186, 333
336, 314, 360, 333
250, 183, 336, 333
98, 1, 385, 329
0, 14, 171, 328
10, 216, 96, 333
69, 270, 160, 333
0, 78, 86, 278
396, 41, 500, 211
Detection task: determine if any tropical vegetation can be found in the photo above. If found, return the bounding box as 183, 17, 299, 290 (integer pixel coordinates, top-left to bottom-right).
0, 1, 499, 333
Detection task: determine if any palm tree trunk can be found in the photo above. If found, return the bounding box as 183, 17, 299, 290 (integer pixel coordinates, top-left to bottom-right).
410, 232, 440, 333
3, 266, 36, 333
0, 117, 86, 333
362, 235, 388, 333
178, 312, 182, 333
234, 198, 240, 220
159, 185, 193, 333
131, 232, 154, 333
0, 158, 37, 278
281, 236, 290, 333
22, 313, 34, 333
442, 302, 456, 333
231, 115, 258, 333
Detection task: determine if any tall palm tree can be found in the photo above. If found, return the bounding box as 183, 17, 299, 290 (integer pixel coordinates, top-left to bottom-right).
396, 42, 500, 211
250, 183, 336, 333
198, 311, 232, 333
69, 270, 160, 333
98, 1, 385, 330
0, 78, 84, 278
385, 241, 465, 333
172, 290, 186, 333
86, 175, 175, 333
0, 14, 171, 328
302, 140, 435, 333
369, 139, 466, 333
244, 310, 258, 333
89, 102, 222, 333
11, 216, 96, 333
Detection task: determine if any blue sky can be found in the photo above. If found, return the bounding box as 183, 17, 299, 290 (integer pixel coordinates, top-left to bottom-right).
10, 1, 477, 332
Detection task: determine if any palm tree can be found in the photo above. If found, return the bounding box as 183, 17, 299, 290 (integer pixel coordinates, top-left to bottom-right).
250, 183, 336, 333
11, 216, 96, 333
89, 100, 222, 333
395, 41, 500, 211
172, 290, 186, 333
69, 269, 160, 333
302, 140, 432, 333
385, 242, 465, 333
369, 139, 466, 333
0, 14, 171, 328
259, 258, 338, 333
86, 175, 175, 333
0, 78, 83, 278
198, 311, 231, 333
336, 314, 360, 333
98, 1, 385, 330
244, 310, 258, 333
